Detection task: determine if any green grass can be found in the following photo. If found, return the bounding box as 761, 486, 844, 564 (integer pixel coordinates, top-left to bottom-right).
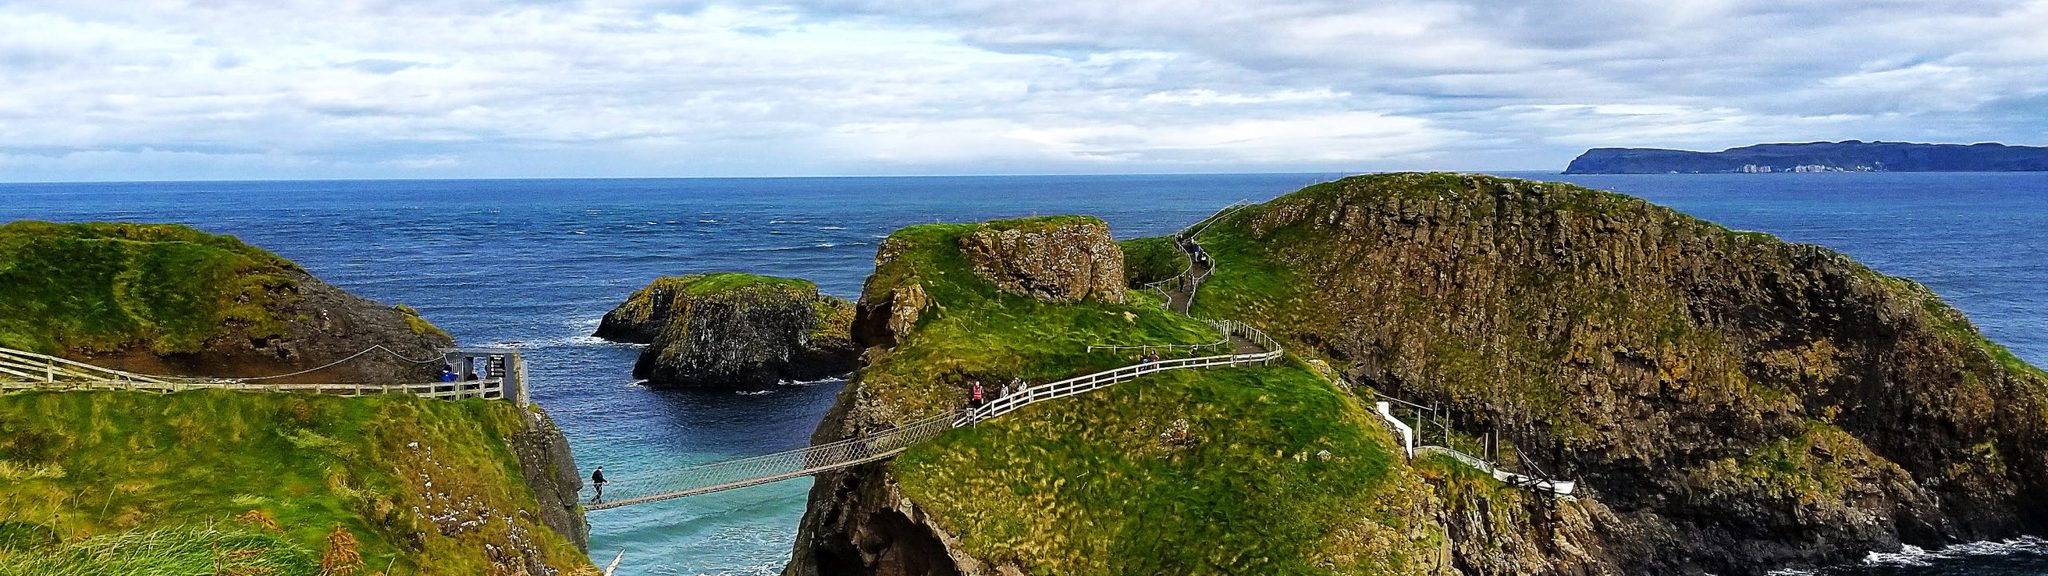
1117, 236, 1185, 287
0, 390, 591, 574
675, 272, 818, 296
0, 221, 305, 355
853, 215, 1440, 573
0, 525, 318, 576
895, 365, 1435, 574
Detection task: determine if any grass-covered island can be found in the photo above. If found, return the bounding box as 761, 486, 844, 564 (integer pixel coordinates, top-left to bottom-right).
0, 222, 593, 575
595, 272, 858, 388
785, 176, 2048, 576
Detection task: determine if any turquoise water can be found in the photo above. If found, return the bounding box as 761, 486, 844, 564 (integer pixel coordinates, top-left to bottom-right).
2, 172, 2042, 574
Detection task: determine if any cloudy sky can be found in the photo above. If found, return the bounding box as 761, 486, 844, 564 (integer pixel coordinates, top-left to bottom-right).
2, 0, 2045, 181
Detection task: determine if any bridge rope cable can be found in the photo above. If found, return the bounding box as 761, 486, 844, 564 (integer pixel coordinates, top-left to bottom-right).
233, 345, 444, 381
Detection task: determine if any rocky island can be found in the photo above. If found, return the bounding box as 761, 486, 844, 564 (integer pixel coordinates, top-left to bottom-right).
1565, 140, 2048, 173
0, 222, 594, 575
782, 175, 2048, 576
597, 273, 858, 388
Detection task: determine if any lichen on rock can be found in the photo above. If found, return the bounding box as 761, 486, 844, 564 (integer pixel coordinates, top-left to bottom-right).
596, 273, 857, 389
956, 216, 1125, 305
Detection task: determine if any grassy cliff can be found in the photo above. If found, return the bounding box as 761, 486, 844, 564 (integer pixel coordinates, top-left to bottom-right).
791, 216, 1446, 575
0, 221, 304, 355
0, 221, 452, 383
0, 391, 593, 575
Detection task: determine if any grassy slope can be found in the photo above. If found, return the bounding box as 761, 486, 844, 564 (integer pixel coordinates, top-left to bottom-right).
1117, 236, 1185, 287
0, 221, 305, 355
0, 391, 591, 575
863, 217, 1440, 574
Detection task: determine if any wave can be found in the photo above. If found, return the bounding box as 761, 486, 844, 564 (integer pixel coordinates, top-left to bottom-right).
733, 242, 841, 253
1767, 536, 2048, 574
1862, 537, 2047, 567
818, 226, 846, 230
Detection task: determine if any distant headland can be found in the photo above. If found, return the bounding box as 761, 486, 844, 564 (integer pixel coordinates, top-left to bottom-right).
1564, 140, 2048, 174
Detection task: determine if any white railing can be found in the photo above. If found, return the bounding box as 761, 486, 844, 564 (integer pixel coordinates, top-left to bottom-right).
0, 345, 505, 401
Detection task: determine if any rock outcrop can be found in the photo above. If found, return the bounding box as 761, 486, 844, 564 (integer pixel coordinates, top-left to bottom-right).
1203, 172, 2048, 574
957, 217, 1125, 304
510, 407, 590, 552
0, 221, 451, 383
596, 273, 858, 388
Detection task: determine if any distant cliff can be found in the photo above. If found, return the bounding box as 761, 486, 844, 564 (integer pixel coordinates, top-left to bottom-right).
1565, 141, 2048, 174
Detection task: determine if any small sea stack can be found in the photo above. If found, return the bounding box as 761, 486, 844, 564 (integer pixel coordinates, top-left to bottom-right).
596, 273, 858, 389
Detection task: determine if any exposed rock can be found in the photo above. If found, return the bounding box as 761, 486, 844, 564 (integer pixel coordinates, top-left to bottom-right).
596, 273, 858, 389
510, 407, 590, 552
852, 236, 932, 350
957, 217, 1125, 304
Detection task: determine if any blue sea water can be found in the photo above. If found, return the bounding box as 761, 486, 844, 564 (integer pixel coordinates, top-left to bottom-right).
1, 172, 2043, 575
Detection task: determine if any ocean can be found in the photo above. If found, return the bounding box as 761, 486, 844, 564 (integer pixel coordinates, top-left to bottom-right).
2, 172, 2043, 575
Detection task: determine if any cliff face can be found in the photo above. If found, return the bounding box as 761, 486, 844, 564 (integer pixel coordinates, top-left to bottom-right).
597, 273, 858, 388
1193, 172, 2048, 573
1564, 140, 2048, 173
511, 407, 591, 552
0, 221, 451, 383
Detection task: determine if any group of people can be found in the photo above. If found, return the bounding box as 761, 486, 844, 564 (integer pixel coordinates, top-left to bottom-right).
967, 377, 1030, 409
1139, 349, 1163, 364
438, 364, 487, 382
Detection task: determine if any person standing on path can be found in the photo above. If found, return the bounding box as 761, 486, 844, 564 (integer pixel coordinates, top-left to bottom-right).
591, 467, 608, 503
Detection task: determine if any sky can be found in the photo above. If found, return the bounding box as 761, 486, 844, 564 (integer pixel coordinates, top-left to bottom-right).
2, 0, 2045, 182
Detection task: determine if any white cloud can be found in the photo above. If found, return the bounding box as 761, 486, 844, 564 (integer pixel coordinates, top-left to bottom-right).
0, 0, 2045, 181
